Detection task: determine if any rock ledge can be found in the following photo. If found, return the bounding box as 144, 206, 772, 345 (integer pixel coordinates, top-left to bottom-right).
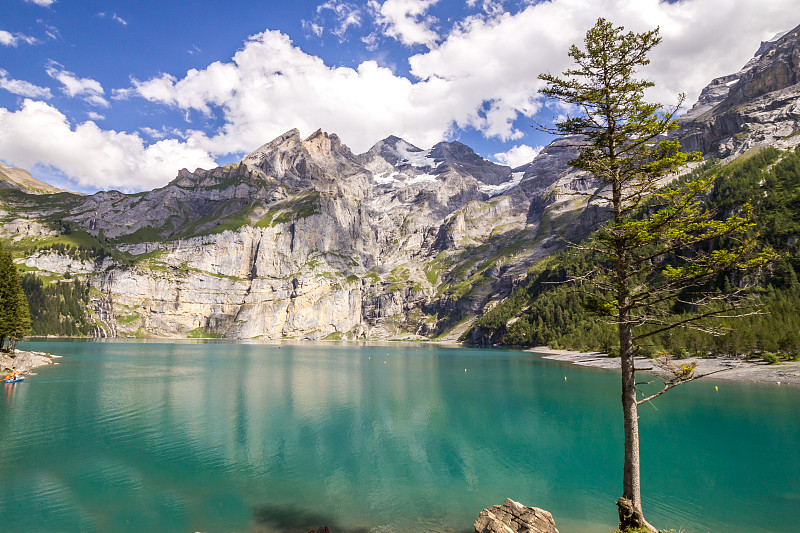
475, 498, 559, 533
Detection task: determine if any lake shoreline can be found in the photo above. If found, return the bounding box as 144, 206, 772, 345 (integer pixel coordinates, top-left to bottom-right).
1, 349, 59, 375
15, 337, 800, 386
528, 346, 800, 385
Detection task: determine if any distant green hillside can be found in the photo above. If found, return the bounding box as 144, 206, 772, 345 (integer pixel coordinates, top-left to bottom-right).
466, 146, 800, 362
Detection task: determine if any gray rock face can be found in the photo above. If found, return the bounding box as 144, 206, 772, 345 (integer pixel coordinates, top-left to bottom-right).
5, 127, 585, 339
677, 23, 800, 158
474, 498, 559, 533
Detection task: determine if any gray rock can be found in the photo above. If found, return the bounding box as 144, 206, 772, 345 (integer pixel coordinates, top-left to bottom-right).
474, 498, 559, 533
677, 22, 800, 158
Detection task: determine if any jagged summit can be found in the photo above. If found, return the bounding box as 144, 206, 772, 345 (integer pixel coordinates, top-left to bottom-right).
360, 135, 431, 168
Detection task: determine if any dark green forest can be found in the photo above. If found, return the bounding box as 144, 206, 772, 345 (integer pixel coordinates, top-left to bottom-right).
21, 274, 93, 336
466, 146, 800, 361
0, 241, 31, 351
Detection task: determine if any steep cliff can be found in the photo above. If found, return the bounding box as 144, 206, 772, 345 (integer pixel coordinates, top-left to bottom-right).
677, 23, 800, 157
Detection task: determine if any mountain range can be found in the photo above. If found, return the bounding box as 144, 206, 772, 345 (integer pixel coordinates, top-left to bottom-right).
1, 23, 799, 341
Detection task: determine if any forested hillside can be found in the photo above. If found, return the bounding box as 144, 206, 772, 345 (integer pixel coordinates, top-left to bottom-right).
466, 146, 800, 361
21, 274, 94, 336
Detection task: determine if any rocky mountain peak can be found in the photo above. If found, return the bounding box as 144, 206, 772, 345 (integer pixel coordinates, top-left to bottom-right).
302, 128, 351, 159
361, 136, 427, 167
677, 22, 800, 158
727, 23, 800, 103
238, 128, 363, 186
429, 140, 511, 186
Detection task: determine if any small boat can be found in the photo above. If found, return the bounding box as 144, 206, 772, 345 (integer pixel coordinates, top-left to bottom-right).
4, 376, 24, 383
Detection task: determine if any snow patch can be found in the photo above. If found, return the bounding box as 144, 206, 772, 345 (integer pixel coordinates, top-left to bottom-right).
374, 171, 401, 185
407, 173, 437, 185
372, 170, 437, 188
397, 144, 440, 169
480, 171, 525, 197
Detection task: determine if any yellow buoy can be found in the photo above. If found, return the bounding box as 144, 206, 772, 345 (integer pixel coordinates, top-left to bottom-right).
564, 376, 567, 382
384, 361, 387, 364
465, 369, 467, 372
715, 386, 718, 391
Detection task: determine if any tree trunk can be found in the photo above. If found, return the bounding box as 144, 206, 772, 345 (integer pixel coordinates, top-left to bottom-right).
618, 318, 657, 532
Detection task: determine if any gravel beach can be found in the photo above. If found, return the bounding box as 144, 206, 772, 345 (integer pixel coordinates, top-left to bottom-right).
529, 346, 800, 385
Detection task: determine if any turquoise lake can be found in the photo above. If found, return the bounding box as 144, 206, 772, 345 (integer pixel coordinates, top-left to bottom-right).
1, 340, 798, 533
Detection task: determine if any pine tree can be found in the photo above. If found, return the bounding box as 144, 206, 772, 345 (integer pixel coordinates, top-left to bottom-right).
0, 240, 31, 352
538, 18, 773, 532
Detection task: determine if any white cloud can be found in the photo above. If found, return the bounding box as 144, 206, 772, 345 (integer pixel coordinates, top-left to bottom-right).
128, 31, 458, 154
0, 100, 216, 192
25, 0, 55, 6
493, 144, 542, 167
6, 0, 798, 192
0, 69, 53, 99
97, 12, 128, 26
368, 0, 440, 47
302, 20, 324, 38
124, 1, 798, 157
409, 0, 797, 140
0, 30, 39, 47
45, 61, 109, 107
87, 111, 105, 121
317, 1, 363, 39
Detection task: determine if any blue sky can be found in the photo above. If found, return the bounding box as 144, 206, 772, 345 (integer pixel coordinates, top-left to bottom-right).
0, 0, 795, 193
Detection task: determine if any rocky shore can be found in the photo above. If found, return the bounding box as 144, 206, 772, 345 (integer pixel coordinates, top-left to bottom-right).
1, 349, 59, 375
530, 346, 800, 385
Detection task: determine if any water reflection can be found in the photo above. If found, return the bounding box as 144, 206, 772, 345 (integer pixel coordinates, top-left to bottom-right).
1, 341, 798, 533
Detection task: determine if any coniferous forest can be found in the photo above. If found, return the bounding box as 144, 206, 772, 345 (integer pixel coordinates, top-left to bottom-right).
0, 241, 31, 351
20, 274, 93, 337
467, 146, 800, 362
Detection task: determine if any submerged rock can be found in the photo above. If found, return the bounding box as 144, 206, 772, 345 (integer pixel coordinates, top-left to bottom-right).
474, 498, 559, 533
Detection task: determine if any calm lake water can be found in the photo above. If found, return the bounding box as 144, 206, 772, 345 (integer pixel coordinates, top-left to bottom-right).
1, 340, 798, 533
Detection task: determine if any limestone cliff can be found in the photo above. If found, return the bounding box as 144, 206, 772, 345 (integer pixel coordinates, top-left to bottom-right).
1, 127, 586, 340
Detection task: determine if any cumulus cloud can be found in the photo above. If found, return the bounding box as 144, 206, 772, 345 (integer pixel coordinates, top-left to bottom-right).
7, 0, 798, 191
494, 144, 542, 167
123, 0, 797, 157
0, 30, 39, 47
368, 0, 440, 47
46, 61, 109, 107
0, 69, 53, 99
0, 100, 216, 192
128, 31, 458, 154
409, 0, 796, 139
25, 0, 55, 6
